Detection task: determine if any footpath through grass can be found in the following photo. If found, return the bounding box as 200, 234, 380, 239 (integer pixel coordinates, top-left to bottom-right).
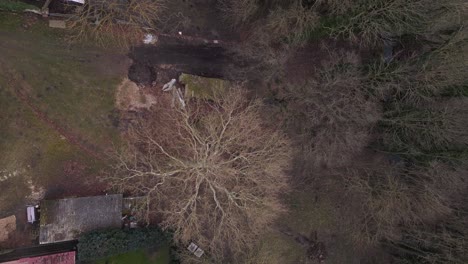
0, 13, 127, 215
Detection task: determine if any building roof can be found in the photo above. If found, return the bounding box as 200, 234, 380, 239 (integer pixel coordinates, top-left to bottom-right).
39, 195, 122, 244
1, 251, 75, 264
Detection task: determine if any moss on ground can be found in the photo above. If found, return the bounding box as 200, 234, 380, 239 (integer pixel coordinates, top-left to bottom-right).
179, 73, 228, 99
250, 232, 306, 263
95, 247, 171, 264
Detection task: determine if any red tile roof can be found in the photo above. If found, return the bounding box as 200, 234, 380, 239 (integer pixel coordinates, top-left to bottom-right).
2, 251, 75, 264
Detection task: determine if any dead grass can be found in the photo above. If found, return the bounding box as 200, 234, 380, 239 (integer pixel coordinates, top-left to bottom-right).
115, 78, 157, 111
243, 232, 306, 264
263, 2, 319, 45
69, 0, 165, 48
0, 215, 16, 242
218, 0, 259, 26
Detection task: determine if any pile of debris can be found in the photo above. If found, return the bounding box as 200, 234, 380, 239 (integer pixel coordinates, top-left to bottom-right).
0, 215, 16, 243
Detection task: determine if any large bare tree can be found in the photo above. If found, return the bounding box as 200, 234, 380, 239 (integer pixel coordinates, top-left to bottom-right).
108, 89, 291, 261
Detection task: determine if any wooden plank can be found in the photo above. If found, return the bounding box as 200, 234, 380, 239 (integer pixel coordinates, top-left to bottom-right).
49, 20, 67, 29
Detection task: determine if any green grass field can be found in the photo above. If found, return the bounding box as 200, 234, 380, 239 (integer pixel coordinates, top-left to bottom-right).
0, 1, 36, 12
95, 247, 171, 264
0, 13, 127, 215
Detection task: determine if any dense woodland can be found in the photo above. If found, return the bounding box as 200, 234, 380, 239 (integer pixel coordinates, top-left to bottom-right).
83, 0, 468, 263
1, 0, 468, 263
105, 1, 468, 263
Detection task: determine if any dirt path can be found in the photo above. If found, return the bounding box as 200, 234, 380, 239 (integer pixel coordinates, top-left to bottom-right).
6, 71, 105, 160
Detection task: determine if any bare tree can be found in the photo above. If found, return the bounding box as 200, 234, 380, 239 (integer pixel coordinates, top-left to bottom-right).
69, 0, 165, 47
218, 0, 259, 27
367, 28, 468, 104
377, 98, 468, 159
108, 89, 291, 261
221, 0, 319, 80
284, 51, 381, 168
263, 1, 319, 46
315, 0, 466, 45
388, 214, 468, 264
343, 161, 467, 246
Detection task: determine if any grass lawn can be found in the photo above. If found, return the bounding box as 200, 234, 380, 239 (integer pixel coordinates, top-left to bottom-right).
0, 13, 126, 147
95, 247, 171, 264
0, 1, 37, 12
250, 188, 364, 264
0, 13, 128, 215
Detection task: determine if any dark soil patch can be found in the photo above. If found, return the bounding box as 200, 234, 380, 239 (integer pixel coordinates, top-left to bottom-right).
43, 161, 108, 200
129, 44, 237, 79
128, 63, 157, 86
393, 34, 430, 60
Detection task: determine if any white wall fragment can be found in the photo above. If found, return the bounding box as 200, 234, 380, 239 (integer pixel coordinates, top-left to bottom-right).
162, 79, 186, 108
187, 242, 198, 253
194, 248, 204, 258
143, 34, 158, 45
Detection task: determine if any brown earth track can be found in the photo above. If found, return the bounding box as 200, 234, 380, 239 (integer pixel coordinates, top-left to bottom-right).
6, 72, 105, 161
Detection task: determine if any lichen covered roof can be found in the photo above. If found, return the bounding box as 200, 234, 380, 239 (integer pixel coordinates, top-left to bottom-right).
39, 195, 122, 244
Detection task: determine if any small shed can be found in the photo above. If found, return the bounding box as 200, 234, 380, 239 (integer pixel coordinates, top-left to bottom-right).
39, 194, 123, 244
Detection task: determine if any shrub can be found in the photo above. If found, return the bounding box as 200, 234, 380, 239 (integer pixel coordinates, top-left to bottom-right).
315, 0, 466, 45
264, 1, 320, 45
217, 0, 259, 26
376, 98, 468, 162
77, 227, 169, 262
